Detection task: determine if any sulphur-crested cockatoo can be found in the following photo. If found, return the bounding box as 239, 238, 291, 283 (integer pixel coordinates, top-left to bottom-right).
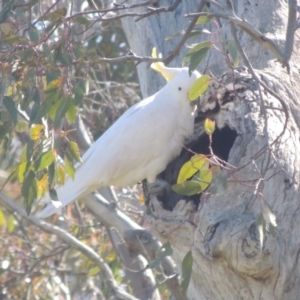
36, 51, 201, 218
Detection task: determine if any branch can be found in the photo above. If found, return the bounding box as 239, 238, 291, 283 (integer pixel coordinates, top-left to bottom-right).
186, 0, 300, 71
97, 53, 164, 64
0, 192, 138, 300
185, 11, 285, 64
85, 193, 187, 299
123, 229, 188, 300
283, 0, 298, 68
77, 0, 182, 36
164, 0, 207, 65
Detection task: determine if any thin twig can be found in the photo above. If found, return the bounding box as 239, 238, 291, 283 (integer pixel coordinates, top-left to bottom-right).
0, 192, 138, 300
164, 0, 207, 65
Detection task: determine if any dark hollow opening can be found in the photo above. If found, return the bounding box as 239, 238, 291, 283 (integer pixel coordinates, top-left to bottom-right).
156, 125, 238, 211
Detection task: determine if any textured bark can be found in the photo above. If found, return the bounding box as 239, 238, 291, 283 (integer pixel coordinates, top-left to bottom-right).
120, 1, 300, 299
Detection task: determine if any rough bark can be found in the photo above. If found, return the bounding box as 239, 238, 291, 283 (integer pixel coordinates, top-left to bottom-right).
120, 0, 300, 299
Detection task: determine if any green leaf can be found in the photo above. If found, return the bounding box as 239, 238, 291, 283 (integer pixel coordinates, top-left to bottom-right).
177, 155, 209, 184
31, 98, 53, 124
194, 169, 213, 191
73, 44, 85, 59
35, 150, 55, 172
66, 101, 77, 123
49, 188, 59, 201
48, 162, 56, 187
15, 120, 28, 133
22, 140, 35, 161
183, 42, 212, 73
57, 164, 66, 185
165, 29, 201, 41
88, 266, 100, 277
67, 141, 82, 163
28, 24, 39, 42
0, 208, 5, 227
0, 2, 14, 23
74, 79, 85, 105
188, 75, 210, 101
64, 157, 75, 180
181, 250, 193, 294
183, 41, 212, 65
7, 215, 15, 233
148, 242, 173, 269
21, 170, 37, 215
226, 39, 239, 66
3, 96, 18, 125
172, 181, 203, 196
73, 16, 91, 26
53, 96, 73, 128
42, 43, 53, 63
61, 48, 73, 65
188, 50, 208, 73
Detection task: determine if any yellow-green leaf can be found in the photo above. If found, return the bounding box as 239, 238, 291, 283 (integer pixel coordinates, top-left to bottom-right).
66, 102, 77, 123
196, 16, 213, 24
204, 118, 216, 135
88, 266, 100, 277
188, 75, 210, 101
172, 181, 203, 196
18, 161, 32, 183
0, 208, 5, 227
226, 39, 239, 67
177, 155, 209, 184
30, 124, 45, 140
67, 141, 82, 163
36, 174, 48, 197
45, 77, 62, 93
57, 164, 66, 185
196, 169, 213, 191
7, 215, 15, 233
64, 157, 75, 180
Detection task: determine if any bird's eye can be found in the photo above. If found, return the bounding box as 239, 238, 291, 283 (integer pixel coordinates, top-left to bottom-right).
178, 87, 182, 91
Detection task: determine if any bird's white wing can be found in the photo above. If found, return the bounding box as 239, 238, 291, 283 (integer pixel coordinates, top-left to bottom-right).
36, 91, 182, 218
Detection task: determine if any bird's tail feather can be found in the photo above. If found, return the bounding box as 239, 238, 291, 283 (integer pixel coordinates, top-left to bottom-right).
35, 175, 90, 218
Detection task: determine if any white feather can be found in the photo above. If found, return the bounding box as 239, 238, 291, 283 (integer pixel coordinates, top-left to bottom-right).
36, 67, 201, 218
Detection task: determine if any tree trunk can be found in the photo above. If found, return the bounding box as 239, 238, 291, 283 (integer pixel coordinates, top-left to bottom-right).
120, 1, 300, 299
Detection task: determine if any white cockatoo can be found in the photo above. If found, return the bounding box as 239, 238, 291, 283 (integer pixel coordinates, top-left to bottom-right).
36, 51, 201, 218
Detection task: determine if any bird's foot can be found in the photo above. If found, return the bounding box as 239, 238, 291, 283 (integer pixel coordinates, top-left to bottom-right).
148, 179, 171, 197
